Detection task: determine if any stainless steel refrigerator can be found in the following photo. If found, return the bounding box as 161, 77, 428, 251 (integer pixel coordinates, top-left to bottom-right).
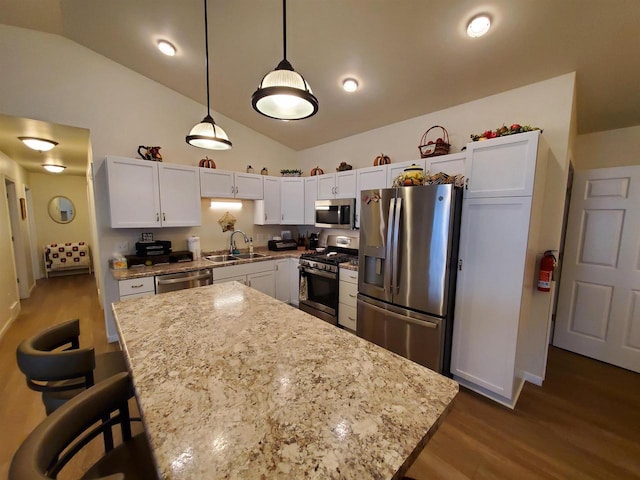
357, 184, 462, 375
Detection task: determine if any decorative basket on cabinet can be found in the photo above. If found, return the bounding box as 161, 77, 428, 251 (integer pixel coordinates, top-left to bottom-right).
418, 125, 450, 158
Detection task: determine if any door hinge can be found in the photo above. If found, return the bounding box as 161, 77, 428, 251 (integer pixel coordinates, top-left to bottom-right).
458, 259, 463, 271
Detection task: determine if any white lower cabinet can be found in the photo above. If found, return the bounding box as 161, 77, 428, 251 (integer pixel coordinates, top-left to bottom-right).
213, 261, 276, 297
274, 259, 290, 303
338, 269, 358, 331
118, 277, 155, 301
289, 257, 300, 306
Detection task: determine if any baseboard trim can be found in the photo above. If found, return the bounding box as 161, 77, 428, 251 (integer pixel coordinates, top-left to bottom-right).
107, 332, 119, 343
523, 371, 544, 386
0, 301, 21, 340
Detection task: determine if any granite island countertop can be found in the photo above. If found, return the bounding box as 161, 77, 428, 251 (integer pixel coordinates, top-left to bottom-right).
112, 282, 455, 479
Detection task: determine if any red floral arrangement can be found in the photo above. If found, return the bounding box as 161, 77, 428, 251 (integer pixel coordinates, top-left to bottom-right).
470, 124, 541, 142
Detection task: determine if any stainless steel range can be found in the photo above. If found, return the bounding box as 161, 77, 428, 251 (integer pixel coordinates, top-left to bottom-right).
299, 235, 358, 325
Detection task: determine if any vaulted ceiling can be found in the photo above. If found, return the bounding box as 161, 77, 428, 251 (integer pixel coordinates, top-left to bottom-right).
1, 0, 639, 166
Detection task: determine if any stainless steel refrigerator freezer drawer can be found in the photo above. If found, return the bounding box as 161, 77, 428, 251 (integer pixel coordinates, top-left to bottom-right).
356, 294, 444, 373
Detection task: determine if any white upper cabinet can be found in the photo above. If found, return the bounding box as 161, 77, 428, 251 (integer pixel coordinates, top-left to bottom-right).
280, 177, 305, 224
254, 176, 281, 225
317, 171, 357, 199
200, 169, 263, 199
304, 176, 318, 225
425, 152, 466, 177
106, 156, 200, 228
355, 165, 388, 227
464, 131, 540, 198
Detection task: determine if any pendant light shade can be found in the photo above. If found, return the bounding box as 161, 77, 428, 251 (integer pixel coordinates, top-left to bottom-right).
252, 0, 318, 120
186, 0, 232, 150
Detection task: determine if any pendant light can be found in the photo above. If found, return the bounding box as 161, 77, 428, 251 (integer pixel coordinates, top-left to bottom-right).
186, 0, 232, 150
252, 0, 318, 120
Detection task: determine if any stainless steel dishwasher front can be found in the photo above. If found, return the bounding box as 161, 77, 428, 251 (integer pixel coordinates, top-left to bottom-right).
155, 268, 213, 294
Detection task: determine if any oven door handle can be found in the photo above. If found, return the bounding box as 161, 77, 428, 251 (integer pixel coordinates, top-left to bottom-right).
298, 266, 336, 279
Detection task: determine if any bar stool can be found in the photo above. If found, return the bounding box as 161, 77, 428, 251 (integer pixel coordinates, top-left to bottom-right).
16, 318, 128, 415
9, 372, 157, 480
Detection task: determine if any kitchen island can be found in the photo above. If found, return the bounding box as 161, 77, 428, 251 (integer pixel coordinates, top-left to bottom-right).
112, 282, 458, 479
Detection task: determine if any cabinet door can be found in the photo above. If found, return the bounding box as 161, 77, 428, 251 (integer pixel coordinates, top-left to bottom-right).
335, 171, 357, 198
234, 172, 264, 199
158, 163, 201, 227
274, 259, 290, 303
317, 174, 336, 199
425, 152, 466, 176
106, 156, 161, 228
387, 160, 425, 186
356, 166, 388, 227
247, 270, 275, 297
199, 169, 235, 198
304, 176, 318, 225
280, 178, 305, 224
263, 177, 281, 224
465, 130, 540, 199
289, 258, 300, 306
451, 196, 532, 399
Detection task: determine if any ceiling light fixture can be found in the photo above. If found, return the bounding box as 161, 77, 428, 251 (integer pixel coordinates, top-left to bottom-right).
42, 164, 66, 173
157, 40, 176, 56
19, 137, 58, 152
251, 0, 318, 120
186, 0, 232, 151
467, 15, 491, 38
342, 78, 359, 93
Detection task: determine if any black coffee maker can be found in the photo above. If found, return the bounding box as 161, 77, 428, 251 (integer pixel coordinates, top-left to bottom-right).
308, 233, 319, 251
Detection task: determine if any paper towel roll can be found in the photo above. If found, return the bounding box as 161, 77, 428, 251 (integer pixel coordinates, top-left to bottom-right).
187, 236, 201, 259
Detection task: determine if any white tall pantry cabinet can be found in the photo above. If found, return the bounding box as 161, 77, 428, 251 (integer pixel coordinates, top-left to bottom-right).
451, 131, 555, 408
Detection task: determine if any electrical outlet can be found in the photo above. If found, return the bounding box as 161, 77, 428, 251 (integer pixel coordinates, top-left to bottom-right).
116, 241, 129, 253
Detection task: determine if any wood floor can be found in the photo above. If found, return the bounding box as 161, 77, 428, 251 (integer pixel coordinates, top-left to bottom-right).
2, 275, 639, 479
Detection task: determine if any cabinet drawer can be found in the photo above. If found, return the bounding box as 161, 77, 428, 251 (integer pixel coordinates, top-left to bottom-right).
119, 277, 155, 296
339, 280, 358, 306
119, 291, 155, 301
339, 268, 358, 284
338, 302, 357, 331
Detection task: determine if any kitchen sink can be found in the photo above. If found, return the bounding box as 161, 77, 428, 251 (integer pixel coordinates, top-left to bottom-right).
205, 254, 239, 263
233, 252, 267, 259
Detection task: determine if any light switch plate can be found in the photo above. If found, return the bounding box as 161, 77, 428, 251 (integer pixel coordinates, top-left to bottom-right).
116, 241, 129, 253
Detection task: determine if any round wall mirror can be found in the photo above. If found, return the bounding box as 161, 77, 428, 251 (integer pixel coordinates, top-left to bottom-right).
48, 196, 76, 224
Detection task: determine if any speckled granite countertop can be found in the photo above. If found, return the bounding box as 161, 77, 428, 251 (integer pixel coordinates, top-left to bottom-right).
110, 248, 305, 281
112, 282, 457, 480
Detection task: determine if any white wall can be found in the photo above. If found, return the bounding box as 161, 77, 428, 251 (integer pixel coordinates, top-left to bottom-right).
574, 125, 640, 170
0, 150, 32, 336
297, 73, 576, 176
29, 173, 92, 278
0, 25, 298, 340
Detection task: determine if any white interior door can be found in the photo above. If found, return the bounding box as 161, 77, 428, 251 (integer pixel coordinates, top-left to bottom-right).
554, 166, 640, 373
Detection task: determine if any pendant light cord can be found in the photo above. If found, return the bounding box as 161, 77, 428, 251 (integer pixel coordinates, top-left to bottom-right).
204, 0, 211, 117
282, 0, 287, 61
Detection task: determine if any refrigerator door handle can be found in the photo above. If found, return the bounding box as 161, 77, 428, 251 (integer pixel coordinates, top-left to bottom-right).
384, 198, 395, 294
392, 197, 402, 294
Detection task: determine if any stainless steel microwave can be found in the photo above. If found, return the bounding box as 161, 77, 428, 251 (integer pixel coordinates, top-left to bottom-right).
314, 198, 355, 229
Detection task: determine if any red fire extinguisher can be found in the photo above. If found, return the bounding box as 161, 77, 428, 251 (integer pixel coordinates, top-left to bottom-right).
538, 251, 557, 292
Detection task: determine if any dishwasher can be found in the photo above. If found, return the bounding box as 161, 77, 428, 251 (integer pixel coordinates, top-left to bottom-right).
155, 268, 213, 294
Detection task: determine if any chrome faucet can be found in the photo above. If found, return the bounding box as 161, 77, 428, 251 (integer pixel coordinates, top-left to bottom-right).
229, 230, 249, 254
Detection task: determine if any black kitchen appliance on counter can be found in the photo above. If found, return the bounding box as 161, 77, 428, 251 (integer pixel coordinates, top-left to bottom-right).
135, 240, 172, 257
125, 250, 193, 268
268, 239, 298, 251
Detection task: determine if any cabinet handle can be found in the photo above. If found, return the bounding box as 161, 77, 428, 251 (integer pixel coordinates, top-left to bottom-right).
275, 264, 278, 271
235, 186, 239, 194
348, 293, 356, 298
163, 212, 166, 221
465, 178, 469, 190
231, 185, 235, 194
264, 213, 267, 221
248, 280, 251, 287
282, 214, 284, 220
131, 284, 144, 288
348, 316, 355, 321
156, 213, 159, 222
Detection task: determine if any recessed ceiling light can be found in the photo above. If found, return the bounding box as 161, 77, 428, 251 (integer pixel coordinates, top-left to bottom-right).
42, 164, 66, 173
19, 136, 58, 152
467, 15, 491, 38
342, 79, 359, 92
157, 40, 176, 56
